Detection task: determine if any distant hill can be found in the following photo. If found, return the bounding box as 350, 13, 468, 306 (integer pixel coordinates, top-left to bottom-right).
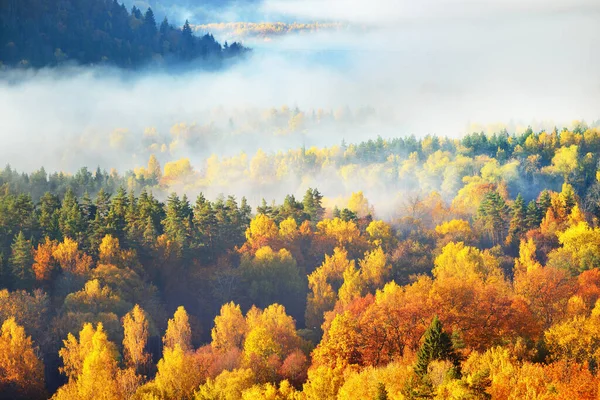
0, 0, 249, 69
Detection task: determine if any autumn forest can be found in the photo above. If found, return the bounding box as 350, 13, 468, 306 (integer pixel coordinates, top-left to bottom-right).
2, 125, 600, 399
2, 0, 600, 398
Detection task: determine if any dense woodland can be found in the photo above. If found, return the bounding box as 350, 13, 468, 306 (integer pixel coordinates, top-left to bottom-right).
4, 126, 600, 398
0, 0, 248, 68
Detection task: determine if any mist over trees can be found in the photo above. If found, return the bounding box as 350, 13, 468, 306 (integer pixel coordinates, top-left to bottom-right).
0, 0, 248, 68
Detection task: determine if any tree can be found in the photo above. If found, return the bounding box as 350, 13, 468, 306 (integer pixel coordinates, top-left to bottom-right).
32, 237, 56, 282
164, 306, 192, 352
506, 193, 527, 251
475, 191, 509, 246
38, 192, 61, 240
374, 382, 388, 400
59, 188, 85, 242
0, 318, 46, 399
414, 316, 460, 378
211, 302, 247, 352
150, 344, 206, 399
10, 231, 33, 289
303, 188, 325, 223
239, 247, 303, 314
122, 305, 150, 374
55, 323, 121, 400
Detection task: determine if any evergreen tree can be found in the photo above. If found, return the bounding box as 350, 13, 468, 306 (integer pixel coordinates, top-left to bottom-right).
144, 8, 157, 36
160, 17, 170, 36
106, 187, 129, 244
414, 316, 460, 378
525, 200, 541, 230
192, 193, 216, 253
374, 382, 388, 400
58, 188, 85, 242
37, 192, 61, 240
303, 188, 325, 223
538, 190, 552, 215
125, 191, 140, 249
10, 232, 33, 289
476, 191, 509, 245
506, 193, 527, 251
90, 188, 111, 251
163, 193, 188, 251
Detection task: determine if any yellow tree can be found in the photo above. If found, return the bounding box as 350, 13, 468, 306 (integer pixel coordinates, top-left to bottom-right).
99, 234, 121, 265
245, 214, 279, 247
122, 304, 150, 374
53, 237, 92, 276
338, 264, 364, 306
359, 247, 391, 291
365, 220, 394, 251
150, 344, 206, 400
211, 302, 247, 352
163, 306, 192, 352
0, 318, 46, 399
306, 247, 354, 329
243, 304, 303, 383
54, 322, 121, 400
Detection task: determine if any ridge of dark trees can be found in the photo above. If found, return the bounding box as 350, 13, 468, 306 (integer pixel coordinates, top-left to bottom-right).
0, 0, 249, 68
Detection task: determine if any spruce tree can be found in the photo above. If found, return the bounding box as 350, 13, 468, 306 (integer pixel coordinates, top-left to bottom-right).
538, 190, 552, 215
525, 200, 541, 230
38, 192, 61, 240
374, 382, 388, 400
58, 188, 85, 242
506, 193, 527, 250
414, 316, 460, 378
10, 231, 34, 289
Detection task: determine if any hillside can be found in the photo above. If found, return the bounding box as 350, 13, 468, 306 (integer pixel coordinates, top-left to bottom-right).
0, 0, 248, 68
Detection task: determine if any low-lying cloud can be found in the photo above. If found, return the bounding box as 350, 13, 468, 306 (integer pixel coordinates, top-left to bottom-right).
1, 0, 599, 179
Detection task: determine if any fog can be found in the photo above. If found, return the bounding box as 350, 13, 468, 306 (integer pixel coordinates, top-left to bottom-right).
1, 0, 599, 186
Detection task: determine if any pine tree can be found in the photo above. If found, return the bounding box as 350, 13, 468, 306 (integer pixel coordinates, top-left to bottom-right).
38, 192, 61, 240
303, 188, 325, 223
193, 193, 216, 253
106, 187, 129, 245
538, 190, 552, 215
525, 200, 541, 230
414, 316, 460, 378
506, 193, 527, 251
160, 17, 170, 36
125, 191, 140, 249
476, 191, 509, 245
143, 8, 157, 35
374, 382, 388, 400
10, 231, 33, 289
90, 188, 111, 252
59, 188, 85, 242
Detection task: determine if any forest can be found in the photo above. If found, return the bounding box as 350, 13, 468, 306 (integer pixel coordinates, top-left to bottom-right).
2, 125, 600, 398
0, 0, 248, 68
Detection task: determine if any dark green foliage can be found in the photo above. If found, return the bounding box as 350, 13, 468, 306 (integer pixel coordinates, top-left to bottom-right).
414, 316, 461, 379
538, 190, 552, 216
374, 382, 388, 400
476, 191, 509, 246
506, 193, 527, 252
10, 231, 34, 289
525, 200, 541, 230
58, 188, 85, 243
303, 188, 325, 223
